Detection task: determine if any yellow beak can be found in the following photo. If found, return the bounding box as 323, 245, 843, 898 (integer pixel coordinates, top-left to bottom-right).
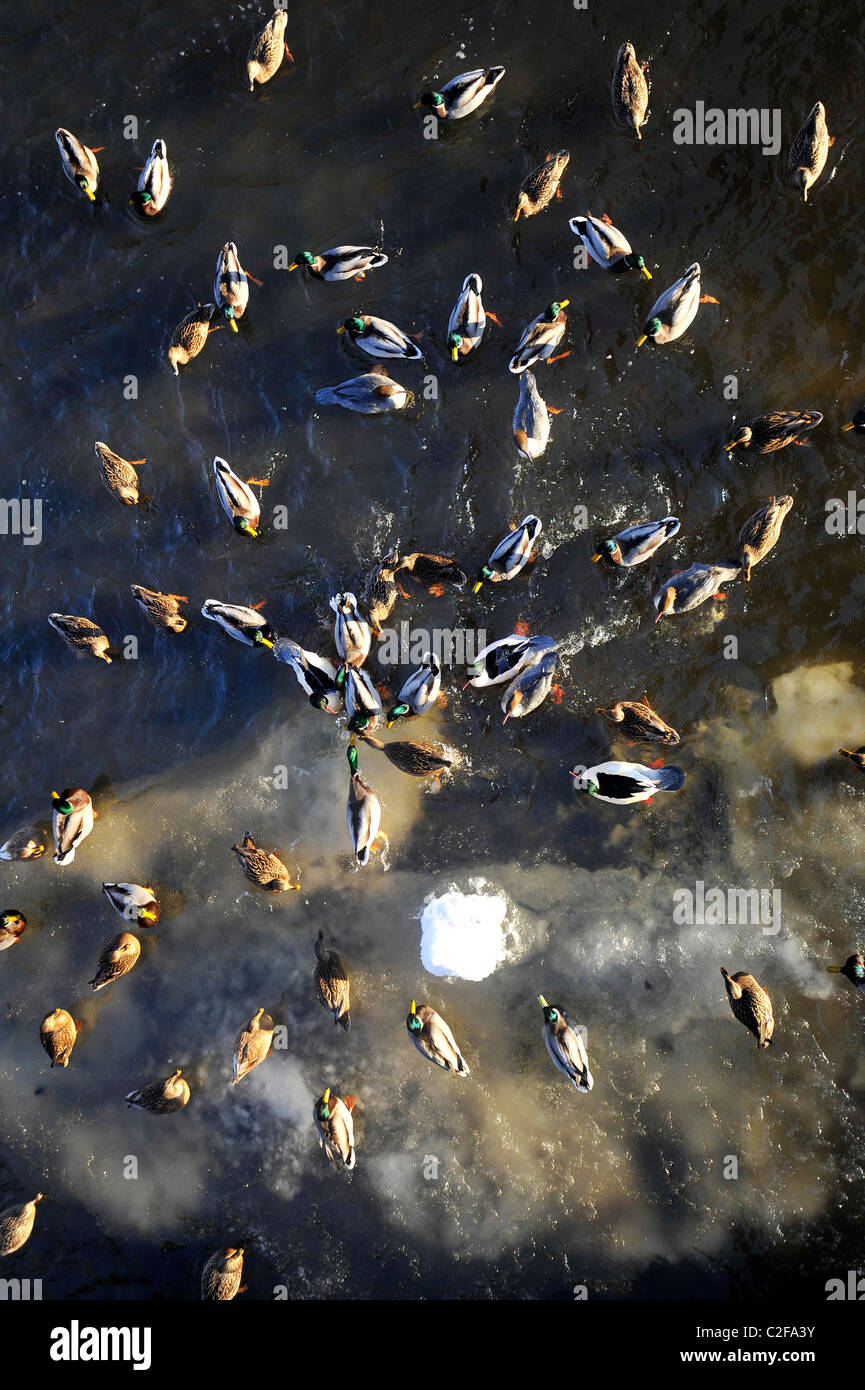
229, 319, 238, 333
451, 347, 459, 361
84, 186, 95, 201
591, 554, 602, 563
723, 442, 737, 452
538, 994, 548, 1008
336, 325, 346, 335
139, 909, 157, 922
322, 1086, 331, 1102
636, 334, 647, 347
256, 634, 273, 648
412, 102, 423, 110
641, 266, 653, 280
558, 299, 570, 308
472, 580, 483, 594
410, 1000, 416, 1014
288, 263, 298, 272
827, 966, 842, 972
842, 422, 855, 431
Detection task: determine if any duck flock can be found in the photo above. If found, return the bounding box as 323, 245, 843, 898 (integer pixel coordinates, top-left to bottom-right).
2, 16, 864, 1299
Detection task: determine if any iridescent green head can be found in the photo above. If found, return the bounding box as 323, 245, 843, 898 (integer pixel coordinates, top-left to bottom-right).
538, 994, 559, 1023
318, 1087, 331, 1121
130, 189, 152, 207
407, 1000, 423, 1032
386, 703, 409, 727
233, 515, 256, 536
295, 252, 316, 266
647, 317, 663, 337
421, 91, 445, 109
52, 791, 73, 816
346, 741, 359, 774
344, 316, 366, 334
347, 713, 371, 733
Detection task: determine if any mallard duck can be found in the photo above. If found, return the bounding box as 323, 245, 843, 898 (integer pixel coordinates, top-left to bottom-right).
736, 495, 794, 581
406, 1001, 469, 1074
130, 585, 189, 634
52, 788, 95, 866
840, 747, 865, 774
502, 649, 560, 723
387, 654, 441, 724
447, 273, 487, 360
232, 831, 299, 892
357, 729, 461, 779
102, 883, 160, 925
247, 8, 292, 90
130, 138, 171, 215
338, 315, 423, 361
827, 953, 865, 990
0, 910, 27, 950
653, 562, 740, 622
724, 411, 822, 453
48, 613, 112, 663
330, 592, 371, 667
343, 668, 383, 726
597, 695, 680, 745
314, 1088, 357, 1169
513, 371, 558, 461
0, 1195, 43, 1255
515, 150, 570, 221
569, 213, 652, 277
474, 514, 542, 592
40, 1008, 78, 1068
346, 740, 385, 866
610, 42, 649, 138
396, 552, 467, 593
537, 995, 593, 1091
167, 303, 216, 375
200, 599, 273, 647
463, 633, 554, 689
638, 264, 704, 346
232, 1007, 274, 1084
89, 932, 140, 991
214, 242, 260, 330
201, 1247, 244, 1301
721, 967, 774, 1048
273, 638, 342, 713
842, 407, 865, 434
508, 302, 569, 374
213, 456, 268, 538
571, 761, 686, 804
362, 551, 403, 631
414, 66, 505, 119
593, 516, 680, 566
316, 367, 413, 414
0, 828, 46, 860
290, 246, 388, 281
313, 931, 351, 1029
95, 441, 145, 506
789, 102, 831, 201
126, 1069, 190, 1113
55, 128, 100, 201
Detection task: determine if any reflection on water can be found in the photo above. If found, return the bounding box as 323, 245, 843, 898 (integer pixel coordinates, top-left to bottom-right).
1, 0, 864, 1298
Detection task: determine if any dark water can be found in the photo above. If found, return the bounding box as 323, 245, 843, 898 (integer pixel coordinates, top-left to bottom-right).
1, 0, 865, 1300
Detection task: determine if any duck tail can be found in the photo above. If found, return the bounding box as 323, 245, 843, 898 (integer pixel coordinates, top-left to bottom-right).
652, 765, 686, 792
339, 1011, 351, 1032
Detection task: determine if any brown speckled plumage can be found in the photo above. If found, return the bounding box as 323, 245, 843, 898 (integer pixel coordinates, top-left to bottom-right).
721, 967, 774, 1048
313, 931, 351, 1030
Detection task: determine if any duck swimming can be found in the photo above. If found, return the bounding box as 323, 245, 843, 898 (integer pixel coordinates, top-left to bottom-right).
447, 273, 487, 361
724, 411, 822, 453
290, 247, 388, 281
231, 831, 299, 892
0, 910, 27, 950
572, 761, 686, 805
102, 883, 160, 924
569, 213, 652, 277
346, 740, 385, 867
508, 303, 569, 373
213, 456, 269, 538
653, 562, 740, 622
638, 264, 707, 346
343, 667, 384, 726
474, 515, 542, 592
736, 495, 794, 581
214, 242, 260, 331
313, 932, 351, 1030
721, 967, 774, 1048
0, 1195, 43, 1255
338, 315, 423, 361
414, 67, 505, 120
316, 368, 413, 414
55, 128, 101, 201
89, 932, 140, 991
514, 151, 570, 221
513, 371, 559, 461
247, 7, 292, 90
167, 303, 216, 375
126, 1069, 190, 1114
130, 585, 189, 634
330, 592, 371, 667
501, 648, 560, 724
827, 953, 865, 990
314, 1088, 357, 1170
788, 101, 831, 201
610, 42, 649, 138
592, 516, 680, 567
130, 138, 171, 215
273, 638, 342, 713
232, 1007, 274, 1084
463, 633, 554, 689
200, 600, 274, 647
597, 696, 680, 745
48, 614, 112, 663
95, 441, 145, 506
0, 829, 45, 861
201, 1247, 244, 1300
387, 653, 441, 723
406, 1001, 470, 1074
52, 788, 95, 866
538, 995, 593, 1091
40, 1009, 78, 1068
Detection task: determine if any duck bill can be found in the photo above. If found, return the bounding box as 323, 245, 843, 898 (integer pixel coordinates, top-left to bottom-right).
640, 266, 653, 280
537, 994, 548, 1008
451, 347, 459, 362
336, 326, 346, 335
591, 553, 602, 563
256, 634, 274, 648
412, 101, 423, 110
842, 422, 855, 431
723, 441, 737, 452
636, 334, 648, 348
287, 263, 298, 272
827, 966, 842, 973
472, 579, 483, 594
229, 319, 238, 333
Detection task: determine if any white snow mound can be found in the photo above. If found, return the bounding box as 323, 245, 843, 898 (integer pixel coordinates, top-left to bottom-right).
420, 890, 508, 980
